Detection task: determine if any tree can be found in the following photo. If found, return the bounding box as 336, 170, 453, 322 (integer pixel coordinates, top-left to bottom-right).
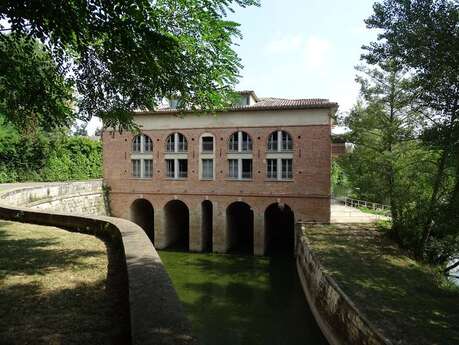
341, 63, 436, 235
0, 34, 74, 134
363, 0, 459, 257
1, 0, 259, 131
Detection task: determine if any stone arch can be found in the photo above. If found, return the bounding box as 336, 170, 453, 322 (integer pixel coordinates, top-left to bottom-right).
226, 201, 254, 254
264, 203, 295, 256
130, 199, 155, 244
164, 199, 189, 250
201, 200, 213, 252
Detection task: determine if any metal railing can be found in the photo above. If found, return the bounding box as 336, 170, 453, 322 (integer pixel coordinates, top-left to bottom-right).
337, 196, 391, 214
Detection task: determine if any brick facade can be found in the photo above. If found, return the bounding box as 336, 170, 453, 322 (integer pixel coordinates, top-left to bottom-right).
103, 102, 335, 255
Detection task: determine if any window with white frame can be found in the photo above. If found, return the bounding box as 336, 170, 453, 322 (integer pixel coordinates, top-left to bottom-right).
132, 159, 141, 178
166, 132, 187, 153
228, 131, 252, 152
266, 158, 293, 180
144, 159, 153, 178
178, 159, 188, 178
132, 136, 142, 152
227, 158, 252, 179
241, 159, 252, 179
166, 159, 175, 178
228, 133, 238, 152
267, 131, 293, 152
202, 136, 214, 153
267, 159, 277, 179
201, 159, 213, 179
165, 132, 188, 179
131, 134, 153, 178
165, 159, 188, 179
228, 159, 238, 178
281, 159, 293, 179
132, 134, 153, 153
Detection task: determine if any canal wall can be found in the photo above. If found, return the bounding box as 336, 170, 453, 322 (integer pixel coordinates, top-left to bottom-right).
0, 181, 196, 345
296, 222, 392, 345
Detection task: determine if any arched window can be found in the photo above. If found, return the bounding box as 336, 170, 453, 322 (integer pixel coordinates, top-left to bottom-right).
132, 134, 153, 153
131, 134, 153, 178
166, 132, 188, 153
267, 131, 292, 152
228, 131, 252, 152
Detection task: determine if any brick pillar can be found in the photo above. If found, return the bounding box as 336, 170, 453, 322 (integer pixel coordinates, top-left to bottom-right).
213, 201, 226, 253
155, 207, 167, 249
253, 208, 265, 256
189, 202, 202, 252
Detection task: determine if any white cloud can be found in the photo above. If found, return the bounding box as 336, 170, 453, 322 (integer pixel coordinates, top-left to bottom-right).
265, 34, 303, 54
304, 35, 331, 69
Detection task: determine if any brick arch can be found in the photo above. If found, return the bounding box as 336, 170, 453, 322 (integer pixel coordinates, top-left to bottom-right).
226, 201, 254, 254
129, 198, 155, 244
163, 199, 190, 250
264, 202, 295, 256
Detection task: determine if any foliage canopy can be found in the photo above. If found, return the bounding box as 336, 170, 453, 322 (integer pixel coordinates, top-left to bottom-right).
1, 0, 259, 130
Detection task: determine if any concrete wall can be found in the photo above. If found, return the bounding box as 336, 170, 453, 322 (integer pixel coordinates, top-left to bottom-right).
296, 223, 392, 345
0, 181, 196, 345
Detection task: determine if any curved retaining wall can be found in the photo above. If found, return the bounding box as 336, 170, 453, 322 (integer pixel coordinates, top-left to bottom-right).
0, 180, 107, 215
0, 181, 196, 345
296, 222, 392, 345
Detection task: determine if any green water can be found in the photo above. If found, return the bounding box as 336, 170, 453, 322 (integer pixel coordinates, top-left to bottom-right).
159, 251, 328, 345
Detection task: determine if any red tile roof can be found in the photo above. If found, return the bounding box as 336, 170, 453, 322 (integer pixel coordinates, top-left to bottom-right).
137, 91, 338, 115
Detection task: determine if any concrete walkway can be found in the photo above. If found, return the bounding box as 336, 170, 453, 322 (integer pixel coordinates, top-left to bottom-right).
330, 204, 389, 223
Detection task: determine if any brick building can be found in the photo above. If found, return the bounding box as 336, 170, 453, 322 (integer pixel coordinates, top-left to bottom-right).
103, 91, 338, 255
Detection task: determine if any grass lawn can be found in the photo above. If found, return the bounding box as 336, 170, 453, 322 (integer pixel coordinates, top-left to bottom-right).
0, 220, 130, 345
305, 223, 459, 345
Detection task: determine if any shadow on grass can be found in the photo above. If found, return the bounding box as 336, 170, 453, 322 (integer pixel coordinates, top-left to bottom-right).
307, 225, 459, 345
0, 220, 131, 345
159, 251, 328, 345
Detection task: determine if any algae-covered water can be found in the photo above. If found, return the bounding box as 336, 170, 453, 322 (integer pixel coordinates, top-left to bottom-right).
159, 251, 328, 345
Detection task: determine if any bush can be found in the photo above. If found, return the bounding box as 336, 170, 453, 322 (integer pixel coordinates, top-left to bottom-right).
0, 122, 102, 182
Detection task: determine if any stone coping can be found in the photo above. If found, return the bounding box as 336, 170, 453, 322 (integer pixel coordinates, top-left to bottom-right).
0, 183, 196, 345
296, 222, 392, 345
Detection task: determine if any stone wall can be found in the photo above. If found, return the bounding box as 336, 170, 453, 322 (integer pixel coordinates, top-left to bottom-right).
0, 180, 107, 215
296, 222, 392, 345
0, 181, 196, 345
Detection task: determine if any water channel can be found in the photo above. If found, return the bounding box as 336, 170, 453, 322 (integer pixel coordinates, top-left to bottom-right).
159, 251, 328, 345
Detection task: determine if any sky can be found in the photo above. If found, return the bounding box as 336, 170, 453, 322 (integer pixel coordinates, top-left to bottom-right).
89, 0, 379, 134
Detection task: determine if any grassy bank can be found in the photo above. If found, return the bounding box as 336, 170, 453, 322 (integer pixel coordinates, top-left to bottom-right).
0, 220, 130, 345
305, 223, 459, 345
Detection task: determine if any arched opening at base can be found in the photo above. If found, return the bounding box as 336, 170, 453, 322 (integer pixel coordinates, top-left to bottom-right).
130, 199, 155, 244
201, 200, 213, 252
265, 203, 295, 256
164, 200, 189, 251
226, 202, 254, 255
